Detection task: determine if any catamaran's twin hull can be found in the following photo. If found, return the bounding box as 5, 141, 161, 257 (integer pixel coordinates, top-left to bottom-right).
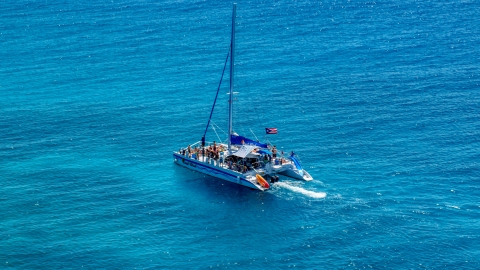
278, 168, 313, 181
173, 153, 265, 191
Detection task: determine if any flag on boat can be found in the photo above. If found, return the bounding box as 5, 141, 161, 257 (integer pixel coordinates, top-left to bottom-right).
265, 128, 277, 134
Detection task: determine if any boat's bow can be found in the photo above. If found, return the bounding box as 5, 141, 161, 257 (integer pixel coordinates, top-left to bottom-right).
276, 155, 313, 181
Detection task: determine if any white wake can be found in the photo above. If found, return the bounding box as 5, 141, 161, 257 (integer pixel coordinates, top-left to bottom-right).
276, 182, 327, 199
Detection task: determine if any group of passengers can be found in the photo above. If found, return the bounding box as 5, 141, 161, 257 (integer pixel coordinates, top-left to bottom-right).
256, 145, 285, 164
179, 143, 289, 170
271, 145, 289, 165
180, 142, 225, 166
225, 156, 249, 173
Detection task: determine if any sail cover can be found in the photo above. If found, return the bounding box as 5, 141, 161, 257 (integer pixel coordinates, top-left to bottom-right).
233, 145, 257, 158
257, 149, 272, 155
230, 134, 268, 148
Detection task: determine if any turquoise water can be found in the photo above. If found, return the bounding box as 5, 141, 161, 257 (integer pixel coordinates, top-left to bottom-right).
1, 0, 479, 268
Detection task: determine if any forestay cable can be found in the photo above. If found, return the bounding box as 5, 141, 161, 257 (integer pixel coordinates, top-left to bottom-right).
201, 47, 231, 146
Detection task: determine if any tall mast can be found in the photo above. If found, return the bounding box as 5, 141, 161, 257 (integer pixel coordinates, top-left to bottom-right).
228, 3, 236, 154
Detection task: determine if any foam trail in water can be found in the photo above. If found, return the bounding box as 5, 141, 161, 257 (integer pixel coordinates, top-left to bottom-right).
276, 182, 326, 198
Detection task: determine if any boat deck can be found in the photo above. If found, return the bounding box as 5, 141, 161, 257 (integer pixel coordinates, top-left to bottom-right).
185, 153, 264, 175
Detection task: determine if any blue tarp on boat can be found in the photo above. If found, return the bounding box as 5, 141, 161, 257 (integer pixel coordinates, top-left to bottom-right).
257, 149, 272, 155
230, 134, 268, 148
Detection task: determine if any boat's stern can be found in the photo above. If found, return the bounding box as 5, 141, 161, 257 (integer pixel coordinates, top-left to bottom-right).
302, 170, 313, 181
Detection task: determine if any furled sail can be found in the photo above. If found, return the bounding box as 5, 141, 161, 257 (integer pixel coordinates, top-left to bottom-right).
230, 134, 268, 148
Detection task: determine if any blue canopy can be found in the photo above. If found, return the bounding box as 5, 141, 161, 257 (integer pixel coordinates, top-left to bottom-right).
257, 149, 272, 155
230, 134, 268, 148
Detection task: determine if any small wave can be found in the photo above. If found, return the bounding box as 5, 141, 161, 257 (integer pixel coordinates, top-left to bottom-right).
276, 182, 326, 199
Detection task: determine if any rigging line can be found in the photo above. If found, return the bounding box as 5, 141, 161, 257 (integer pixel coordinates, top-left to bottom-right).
211, 120, 227, 137
250, 128, 259, 141
213, 123, 228, 145
211, 124, 222, 143
202, 46, 231, 146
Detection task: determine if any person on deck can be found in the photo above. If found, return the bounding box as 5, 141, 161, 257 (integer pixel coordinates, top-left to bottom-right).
219, 151, 224, 167
213, 148, 218, 166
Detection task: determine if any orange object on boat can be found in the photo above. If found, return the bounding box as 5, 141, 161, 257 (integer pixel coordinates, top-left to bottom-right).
256, 174, 270, 189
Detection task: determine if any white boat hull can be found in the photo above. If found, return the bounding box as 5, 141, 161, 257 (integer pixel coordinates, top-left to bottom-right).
278, 166, 313, 181
173, 153, 266, 191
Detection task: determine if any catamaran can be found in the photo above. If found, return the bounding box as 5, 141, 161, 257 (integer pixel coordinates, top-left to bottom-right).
173, 4, 312, 191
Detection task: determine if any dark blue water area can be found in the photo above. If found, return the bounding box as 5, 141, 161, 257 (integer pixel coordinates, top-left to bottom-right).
1, 0, 479, 268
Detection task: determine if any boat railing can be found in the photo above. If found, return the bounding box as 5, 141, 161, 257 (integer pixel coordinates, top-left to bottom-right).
178, 140, 227, 152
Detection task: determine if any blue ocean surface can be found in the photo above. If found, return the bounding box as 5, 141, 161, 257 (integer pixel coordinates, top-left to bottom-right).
1, 0, 479, 268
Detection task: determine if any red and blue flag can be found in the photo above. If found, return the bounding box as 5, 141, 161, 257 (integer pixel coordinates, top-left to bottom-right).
265, 128, 277, 134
